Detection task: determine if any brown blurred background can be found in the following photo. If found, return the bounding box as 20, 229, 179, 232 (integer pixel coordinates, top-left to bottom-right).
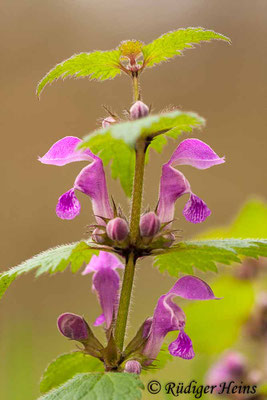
1, 0, 267, 398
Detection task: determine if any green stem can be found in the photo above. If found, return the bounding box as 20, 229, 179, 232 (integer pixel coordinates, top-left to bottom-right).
114, 139, 146, 351
129, 140, 146, 243
114, 252, 135, 351
132, 75, 140, 102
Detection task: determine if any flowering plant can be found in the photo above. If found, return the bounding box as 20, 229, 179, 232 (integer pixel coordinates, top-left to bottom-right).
2, 27, 267, 399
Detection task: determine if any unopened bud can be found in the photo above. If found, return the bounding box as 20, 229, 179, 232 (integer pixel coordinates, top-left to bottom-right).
57, 313, 89, 341
224, 352, 246, 377
92, 228, 106, 244
130, 101, 149, 119
162, 233, 175, 248
106, 217, 129, 242
140, 212, 160, 238
206, 352, 247, 392
102, 116, 116, 129
124, 360, 142, 374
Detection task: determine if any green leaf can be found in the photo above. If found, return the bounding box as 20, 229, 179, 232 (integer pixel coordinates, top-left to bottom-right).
37, 50, 121, 96
154, 239, 267, 276
40, 352, 104, 394
183, 276, 254, 354
81, 111, 204, 195
201, 199, 267, 239
145, 134, 168, 164
142, 27, 231, 68
87, 134, 135, 197
38, 372, 144, 400
149, 135, 168, 153
81, 110, 205, 148
0, 241, 98, 300
37, 28, 230, 96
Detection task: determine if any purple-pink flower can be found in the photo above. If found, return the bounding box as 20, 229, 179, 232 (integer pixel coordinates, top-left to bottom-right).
142, 275, 218, 364
39, 136, 113, 223
157, 138, 224, 224
57, 313, 89, 341
56, 248, 219, 369
206, 351, 247, 394
82, 251, 124, 329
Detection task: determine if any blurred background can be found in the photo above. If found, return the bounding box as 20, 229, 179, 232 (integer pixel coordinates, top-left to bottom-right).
1, 0, 267, 398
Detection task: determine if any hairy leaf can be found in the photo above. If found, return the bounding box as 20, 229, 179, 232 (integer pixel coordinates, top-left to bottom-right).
149, 134, 168, 153
154, 239, 267, 276
40, 352, 104, 394
142, 27, 230, 67
37, 28, 230, 96
38, 372, 144, 400
145, 134, 168, 164
87, 134, 135, 197
0, 241, 98, 300
201, 199, 267, 239
81, 110, 205, 148
37, 50, 121, 96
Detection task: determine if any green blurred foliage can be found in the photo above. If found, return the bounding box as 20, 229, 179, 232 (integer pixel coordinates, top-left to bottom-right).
201, 199, 267, 239
185, 275, 255, 354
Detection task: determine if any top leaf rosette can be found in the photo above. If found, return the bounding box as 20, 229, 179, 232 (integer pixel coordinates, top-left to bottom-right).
37, 27, 230, 97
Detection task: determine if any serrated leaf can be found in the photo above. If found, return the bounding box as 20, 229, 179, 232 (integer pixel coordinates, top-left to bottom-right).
145, 134, 168, 164
87, 134, 135, 197
142, 27, 230, 68
149, 134, 168, 153
81, 110, 205, 148
154, 239, 267, 276
38, 372, 144, 400
40, 352, 104, 394
0, 241, 98, 300
37, 27, 230, 96
37, 50, 121, 96
201, 199, 267, 239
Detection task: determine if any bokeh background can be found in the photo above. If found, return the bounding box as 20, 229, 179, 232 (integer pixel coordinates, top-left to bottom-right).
1, 0, 267, 399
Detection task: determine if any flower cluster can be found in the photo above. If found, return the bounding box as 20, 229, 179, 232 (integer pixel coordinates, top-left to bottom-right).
39, 101, 224, 255
40, 100, 224, 372
57, 251, 217, 372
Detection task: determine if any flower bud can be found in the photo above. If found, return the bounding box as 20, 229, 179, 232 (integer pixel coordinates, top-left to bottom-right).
162, 233, 175, 248
102, 116, 116, 129
124, 360, 142, 375
130, 101, 149, 119
57, 313, 89, 341
140, 212, 161, 238
206, 352, 247, 394
224, 352, 247, 377
106, 217, 129, 242
92, 228, 106, 244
